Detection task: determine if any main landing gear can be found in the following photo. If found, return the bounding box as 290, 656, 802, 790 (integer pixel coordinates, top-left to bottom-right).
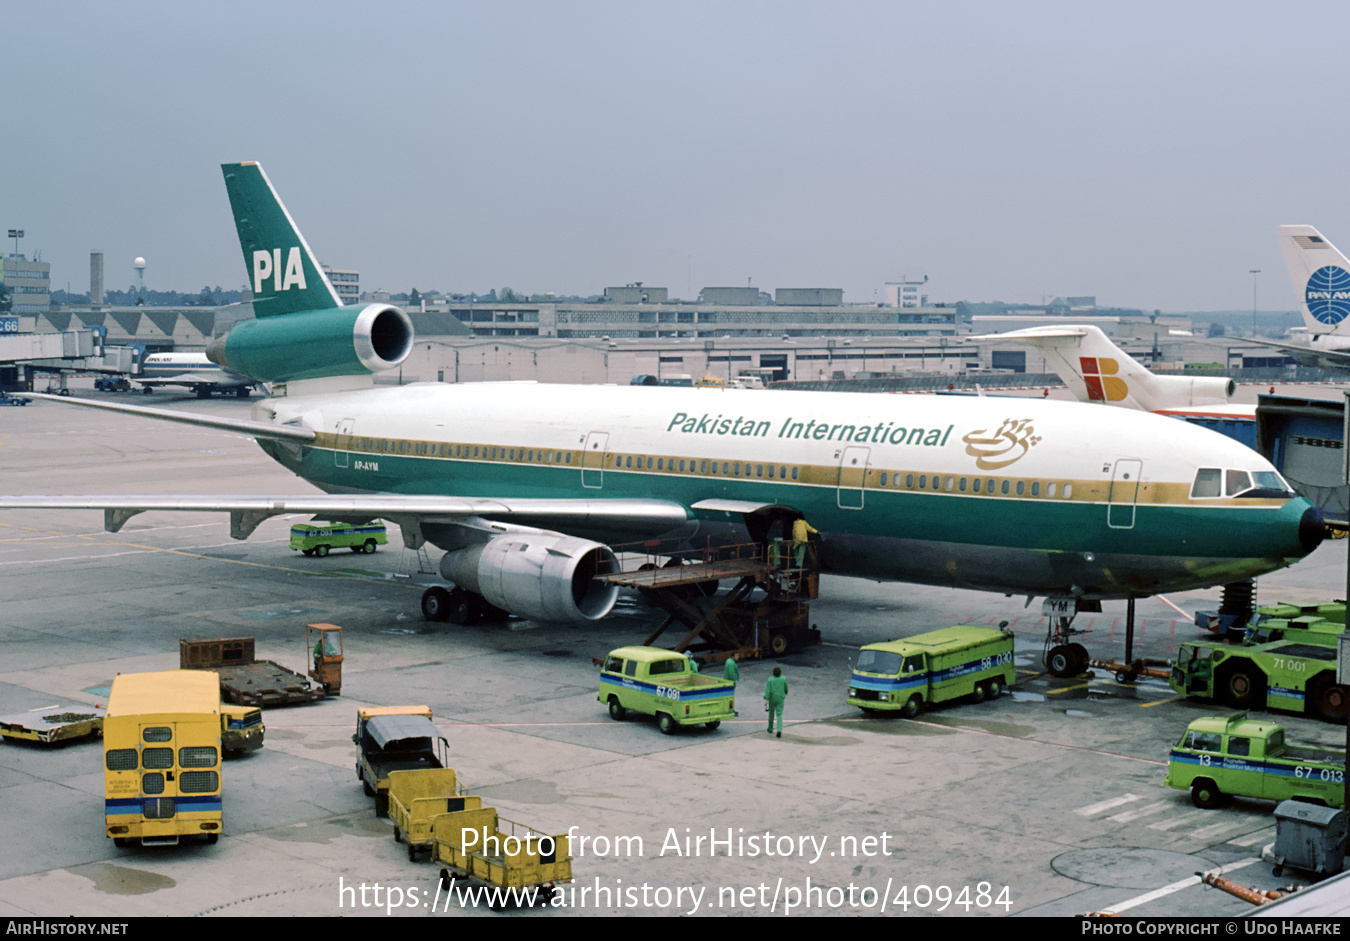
1040, 596, 1166, 682
1043, 614, 1091, 679
420, 586, 507, 626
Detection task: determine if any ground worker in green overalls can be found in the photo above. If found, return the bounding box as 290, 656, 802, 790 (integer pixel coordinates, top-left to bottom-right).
724, 654, 740, 683
764, 666, 788, 738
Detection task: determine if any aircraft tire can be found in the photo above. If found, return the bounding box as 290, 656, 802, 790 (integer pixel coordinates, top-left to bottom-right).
447, 588, 482, 626
1068, 643, 1090, 672
420, 586, 452, 622
1046, 645, 1077, 678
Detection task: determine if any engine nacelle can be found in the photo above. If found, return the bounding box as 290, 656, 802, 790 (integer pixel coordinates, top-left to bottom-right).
1157, 374, 1235, 407
206, 303, 413, 383
439, 534, 619, 624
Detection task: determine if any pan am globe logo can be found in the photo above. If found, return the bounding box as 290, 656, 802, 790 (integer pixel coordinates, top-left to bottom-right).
1305, 265, 1350, 325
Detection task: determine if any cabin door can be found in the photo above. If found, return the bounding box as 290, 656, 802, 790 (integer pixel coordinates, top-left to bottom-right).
582, 432, 609, 489
1107, 458, 1142, 528
837, 446, 870, 509
335, 418, 354, 468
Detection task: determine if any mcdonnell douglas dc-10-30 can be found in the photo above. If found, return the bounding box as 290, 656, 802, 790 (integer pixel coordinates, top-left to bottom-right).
0, 163, 1325, 673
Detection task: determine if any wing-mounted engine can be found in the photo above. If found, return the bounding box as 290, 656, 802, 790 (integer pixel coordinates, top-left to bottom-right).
438, 533, 619, 623
206, 303, 413, 384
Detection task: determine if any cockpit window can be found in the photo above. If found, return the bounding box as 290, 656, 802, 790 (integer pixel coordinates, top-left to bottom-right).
1192, 467, 1293, 500
1190, 468, 1221, 498
1225, 470, 1252, 496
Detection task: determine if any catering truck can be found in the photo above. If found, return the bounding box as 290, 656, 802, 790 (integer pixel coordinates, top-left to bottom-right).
1164, 713, 1345, 809
598, 646, 737, 733
847, 625, 1016, 718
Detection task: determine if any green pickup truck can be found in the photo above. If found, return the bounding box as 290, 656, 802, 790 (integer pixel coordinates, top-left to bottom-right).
1164, 713, 1345, 809
598, 646, 737, 734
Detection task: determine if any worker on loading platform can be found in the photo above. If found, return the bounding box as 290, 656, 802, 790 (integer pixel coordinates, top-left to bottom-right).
791, 518, 818, 569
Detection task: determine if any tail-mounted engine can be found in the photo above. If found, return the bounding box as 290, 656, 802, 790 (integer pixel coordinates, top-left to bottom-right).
206, 303, 413, 383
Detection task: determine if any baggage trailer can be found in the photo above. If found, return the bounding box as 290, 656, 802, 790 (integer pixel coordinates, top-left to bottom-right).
431, 806, 572, 911
180, 636, 325, 707
0, 704, 105, 744
388, 768, 481, 861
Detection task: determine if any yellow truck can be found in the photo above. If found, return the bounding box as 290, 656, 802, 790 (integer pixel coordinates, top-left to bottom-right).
432, 806, 572, 910
388, 767, 481, 861
598, 646, 737, 733
220, 704, 264, 756
104, 670, 222, 847
353, 706, 450, 816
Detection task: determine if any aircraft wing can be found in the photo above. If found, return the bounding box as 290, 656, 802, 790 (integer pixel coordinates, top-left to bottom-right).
1231, 337, 1350, 371
4, 395, 696, 545
0, 494, 693, 543
24, 393, 310, 442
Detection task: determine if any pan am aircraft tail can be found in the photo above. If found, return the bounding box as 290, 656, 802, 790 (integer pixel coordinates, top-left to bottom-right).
1236, 225, 1350, 370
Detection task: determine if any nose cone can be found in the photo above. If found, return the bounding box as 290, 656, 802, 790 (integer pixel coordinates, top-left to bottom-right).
1299, 505, 1327, 554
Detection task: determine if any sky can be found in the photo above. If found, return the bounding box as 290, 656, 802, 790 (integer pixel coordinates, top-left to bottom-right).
5, 1, 1350, 312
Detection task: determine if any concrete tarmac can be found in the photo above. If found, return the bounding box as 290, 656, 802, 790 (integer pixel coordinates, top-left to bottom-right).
0, 383, 1346, 918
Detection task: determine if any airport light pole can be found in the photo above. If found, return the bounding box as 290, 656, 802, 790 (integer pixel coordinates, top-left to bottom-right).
7, 229, 22, 257
1250, 269, 1260, 336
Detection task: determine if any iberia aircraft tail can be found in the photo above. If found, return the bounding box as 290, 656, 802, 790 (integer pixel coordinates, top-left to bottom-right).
984, 324, 1234, 412
1278, 224, 1350, 337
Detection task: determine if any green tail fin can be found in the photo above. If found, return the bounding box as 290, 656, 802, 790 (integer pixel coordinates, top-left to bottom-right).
221, 162, 342, 317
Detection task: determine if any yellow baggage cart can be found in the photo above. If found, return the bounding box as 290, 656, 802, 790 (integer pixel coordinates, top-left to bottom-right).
431, 806, 572, 910
388, 768, 480, 861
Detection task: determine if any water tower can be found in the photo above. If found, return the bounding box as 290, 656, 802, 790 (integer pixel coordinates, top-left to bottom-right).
134, 257, 146, 304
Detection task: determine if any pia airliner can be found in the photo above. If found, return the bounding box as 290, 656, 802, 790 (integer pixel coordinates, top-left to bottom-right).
0, 164, 1324, 645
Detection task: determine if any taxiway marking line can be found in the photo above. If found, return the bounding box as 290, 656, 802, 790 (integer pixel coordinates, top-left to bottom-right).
1099, 858, 1259, 914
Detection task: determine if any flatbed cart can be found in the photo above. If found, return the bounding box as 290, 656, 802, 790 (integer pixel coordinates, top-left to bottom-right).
432, 806, 572, 911
0, 704, 105, 744
388, 768, 481, 861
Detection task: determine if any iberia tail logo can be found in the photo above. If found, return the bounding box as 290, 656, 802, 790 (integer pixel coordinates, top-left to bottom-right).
1079, 357, 1128, 402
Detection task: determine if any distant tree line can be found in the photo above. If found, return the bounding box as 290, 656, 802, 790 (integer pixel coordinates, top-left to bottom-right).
50, 286, 247, 307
